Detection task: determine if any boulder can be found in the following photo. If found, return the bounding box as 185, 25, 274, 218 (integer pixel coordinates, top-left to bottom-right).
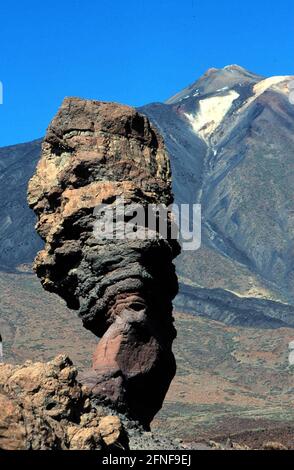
0, 355, 126, 450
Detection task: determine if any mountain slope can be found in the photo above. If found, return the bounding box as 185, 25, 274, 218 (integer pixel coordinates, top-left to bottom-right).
140, 65, 294, 325
0, 139, 43, 271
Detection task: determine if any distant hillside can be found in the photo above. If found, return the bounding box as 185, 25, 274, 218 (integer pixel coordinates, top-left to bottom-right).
0, 139, 43, 271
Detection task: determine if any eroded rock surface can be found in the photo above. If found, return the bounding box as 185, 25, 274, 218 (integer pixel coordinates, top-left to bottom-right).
28, 98, 180, 427
0, 355, 127, 450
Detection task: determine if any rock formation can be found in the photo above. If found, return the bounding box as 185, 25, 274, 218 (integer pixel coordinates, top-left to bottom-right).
27, 98, 180, 428
0, 355, 127, 450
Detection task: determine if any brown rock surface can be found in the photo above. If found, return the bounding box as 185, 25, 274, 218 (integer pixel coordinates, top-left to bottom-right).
27, 98, 180, 427
98, 416, 123, 446
0, 355, 126, 450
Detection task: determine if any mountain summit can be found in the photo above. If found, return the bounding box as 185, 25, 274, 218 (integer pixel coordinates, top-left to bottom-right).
166, 64, 264, 104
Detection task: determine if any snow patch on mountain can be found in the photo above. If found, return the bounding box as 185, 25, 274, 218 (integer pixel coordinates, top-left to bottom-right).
254, 76, 291, 96
240, 76, 292, 112
185, 90, 239, 142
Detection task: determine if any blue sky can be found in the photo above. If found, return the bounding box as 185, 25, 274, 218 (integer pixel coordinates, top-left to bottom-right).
0, 0, 293, 146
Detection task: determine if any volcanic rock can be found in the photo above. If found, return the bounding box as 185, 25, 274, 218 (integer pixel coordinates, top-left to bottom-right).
27, 98, 180, 427
0, 355, 127, 450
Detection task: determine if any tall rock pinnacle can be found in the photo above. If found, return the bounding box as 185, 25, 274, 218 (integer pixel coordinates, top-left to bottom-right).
27, 97, 180, 427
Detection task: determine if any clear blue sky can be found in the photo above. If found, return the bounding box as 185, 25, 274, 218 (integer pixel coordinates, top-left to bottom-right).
0, 0, 293, 147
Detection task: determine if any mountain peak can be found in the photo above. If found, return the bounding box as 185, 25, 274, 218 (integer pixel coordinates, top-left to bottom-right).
204, 64, 250, 75
166, 65, 263, 104
223, 64, 249, 72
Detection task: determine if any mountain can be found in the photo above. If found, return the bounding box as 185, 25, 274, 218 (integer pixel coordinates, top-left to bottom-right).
1, 65, 294, 327
140, 65, 294, 326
